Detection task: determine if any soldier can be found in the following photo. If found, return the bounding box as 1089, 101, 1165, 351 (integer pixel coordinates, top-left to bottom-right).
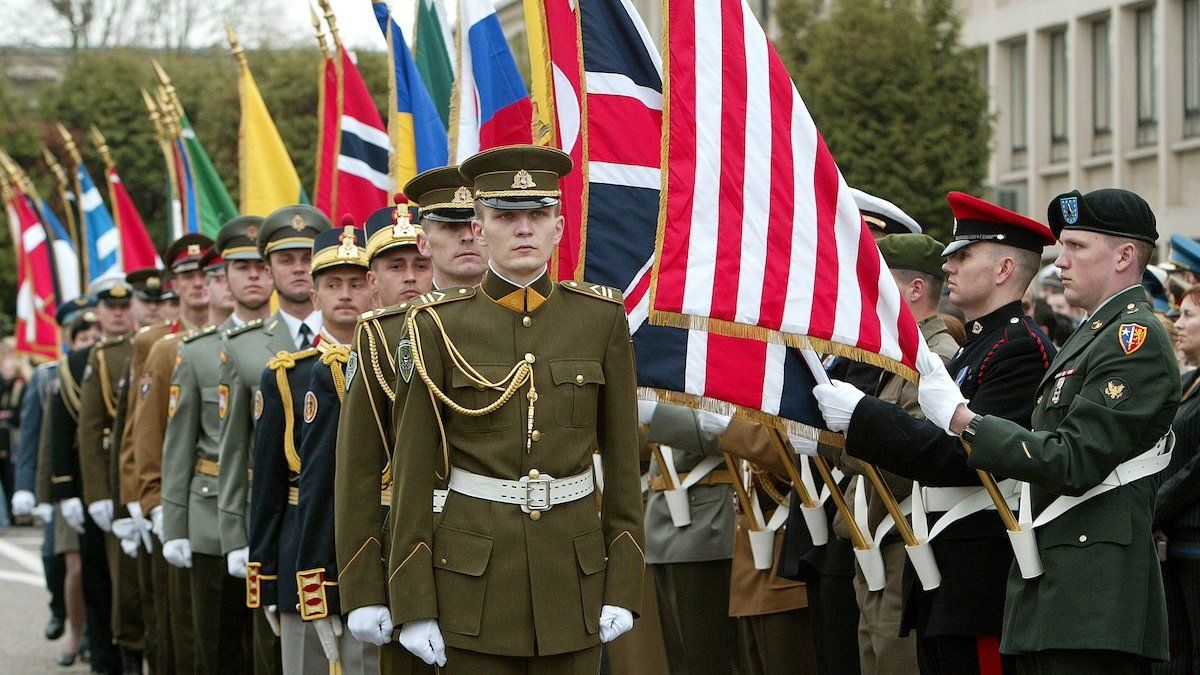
335, 166, 480, 663
249, 225, 373, 673
386, 146, 644, 671
814, 193, 1057, 672
218, 205, 328, 674
924, 189, 1178, 671
162, 218, 266, 673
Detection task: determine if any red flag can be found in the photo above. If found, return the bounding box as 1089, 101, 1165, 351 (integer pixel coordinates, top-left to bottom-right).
106, 167, 162, 271
314, 51, 340, 216
6, 187, 60, 360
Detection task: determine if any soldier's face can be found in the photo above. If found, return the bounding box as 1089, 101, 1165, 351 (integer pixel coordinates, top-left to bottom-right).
174, 269, 210, 312
1174, 296, 1200, 359
205, 271, 236, 314
473, 205, 563, 281
130, 297, 160, 328
268, 249, 314, 304
1054, 230, 1132, 313
96, 300, 131, 336
226, 260, 273, 310
942, 244, 994, 312
368, 247, 432, 307
311, 268, 373, 330
418, 220, 487, 284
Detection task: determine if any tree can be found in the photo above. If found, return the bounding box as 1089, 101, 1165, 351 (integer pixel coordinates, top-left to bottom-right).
774, 0, 990, 242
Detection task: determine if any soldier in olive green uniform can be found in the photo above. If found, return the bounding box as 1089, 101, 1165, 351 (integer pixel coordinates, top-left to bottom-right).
218, 205, 328, 674
387, 146, 644, 672
927, 189, 1180, 671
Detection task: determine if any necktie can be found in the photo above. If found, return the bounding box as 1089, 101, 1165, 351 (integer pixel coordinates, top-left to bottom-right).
299, 323, 313, 350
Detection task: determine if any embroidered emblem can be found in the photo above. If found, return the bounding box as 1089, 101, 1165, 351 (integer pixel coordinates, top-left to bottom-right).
971, 322, 982, 335
453, 187, 473, 205
1060, 196, 1079, 225
304, 391, 318, 423
139, 374, 154, 400
291, 214, 306, 231
398, 336, 414, 383
1118, 323, 1147, 355
1103, 378, 1130, 406
168, 385, 180, 417
511, 169, 536, 189
219, 384, 229, 419
252, 389, 263, 421
1106, 380, 1125, 400
345, 351, 358, 384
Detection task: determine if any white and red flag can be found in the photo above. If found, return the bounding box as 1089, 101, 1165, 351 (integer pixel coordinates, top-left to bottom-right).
650, 0, 923, 381
4, 185, 61, 360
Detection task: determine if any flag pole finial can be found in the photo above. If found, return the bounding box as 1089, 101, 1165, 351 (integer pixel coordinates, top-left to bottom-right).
225, 22, 249, 68
316, 0, 342, 48
140, 88, 166, 140
90, 126, 114, 170
41, 145, 69, 189
309, 2, 330, 54
55, 123, 83, 166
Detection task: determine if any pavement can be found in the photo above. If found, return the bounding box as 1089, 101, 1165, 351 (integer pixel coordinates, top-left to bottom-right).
0, 522, 90, 673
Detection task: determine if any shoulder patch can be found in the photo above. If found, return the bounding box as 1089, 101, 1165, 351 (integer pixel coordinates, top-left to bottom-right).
411, 287, 475, 308
1118, 323, 1148, 355
168, 385, 180, 417
303, 390, 318, 424
560, 280, 623, 304
219, 384, 230, 419
226, 318, 265, 339
139, 373, 154, 399
1102, 378, 1130, 407
182, 324, 219, 343
345, 351, 359, 384
398, 335, 414, 383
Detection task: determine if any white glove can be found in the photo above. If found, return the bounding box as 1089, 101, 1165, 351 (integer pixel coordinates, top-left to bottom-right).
60, 498, 85, 534
695, 410, 732, 437
87, 499, 114, 532
915, 347, 968, 436
120, 537, 139, 558
162, 539, 193, 569
226, 547, 250, 578
313, 616, 343, 662
347, 605, 393, 646
110, 517, 137, 541
149, 505, 164, 541
398, 619, 446, 667
598, 605, 634, 643
264, 605, 281, 637
812, 380, 867, 433
32, 502, 54, 523
126, 502, 153, 552
11, 489, 35, 516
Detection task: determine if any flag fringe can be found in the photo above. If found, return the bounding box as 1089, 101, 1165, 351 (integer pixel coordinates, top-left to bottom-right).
637, 386, 846, 449
647, 310, 919, 384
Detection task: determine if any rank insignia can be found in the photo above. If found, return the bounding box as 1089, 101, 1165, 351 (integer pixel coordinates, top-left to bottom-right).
245, 562, 262, 608
398, 336, 414, 383
1051, 378, 1065, 405
304, 391, 318, 423
296, 569, 329, 620
252, 389, 264, 421
139, 374, 154, 399
168, 385, 180, 418
1118, 323, 1147, 355
219, 384, 230, 420
345, 351, 358, 384
1103, 379, 1130, 407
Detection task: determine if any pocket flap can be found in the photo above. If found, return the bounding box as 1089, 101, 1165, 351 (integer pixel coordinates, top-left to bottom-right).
550, 359, 605, 387
450, 365, 514, 390
1039, 490, 1131, 548
573, 527, 608, 575
189, 475, 218, 498
433, 525, 494, 577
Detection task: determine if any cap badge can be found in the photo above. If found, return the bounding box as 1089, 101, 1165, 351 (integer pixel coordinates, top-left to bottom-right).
338, 227, 360, 259
246, 225, 259, 240
187, 244, 201, 257
110, 284, 128, 298
511, 169, 536, 190
291, 214, 306, 231
971, 321, 981, 334
453, 186, 473, 205
392, 208, 415, 239
1060, 196, 1079, 225
147, 277, 161, 289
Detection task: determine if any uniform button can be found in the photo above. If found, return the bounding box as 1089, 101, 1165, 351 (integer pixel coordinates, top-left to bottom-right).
1078, 534, 1087, 543
522, 316, 532, 327
530, 511, 541, 521
575, 374, 584, 384
525, 353, 536, 364
531, 430, 541, 442
295, 603, 301, 611
440, 558, 448, 565
201, 485, 209, 494
1009, 317, 1019, 324
529, 469, 540, 479
459, 288, 468, 294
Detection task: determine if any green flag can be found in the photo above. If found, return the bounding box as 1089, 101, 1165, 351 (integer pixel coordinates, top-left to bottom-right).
414, 0, 455, 129
182, 117, 238, 238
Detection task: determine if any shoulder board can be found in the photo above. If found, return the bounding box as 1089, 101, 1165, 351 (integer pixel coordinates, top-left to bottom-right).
137, 325, 154, 335
560, 280, 623, 304
97, 335, 128, 349
370, 301, 417, 320
182, 324, 219, 344
161, 332, 180, 343
225, 318, 265, 339
411, 287, 475, 309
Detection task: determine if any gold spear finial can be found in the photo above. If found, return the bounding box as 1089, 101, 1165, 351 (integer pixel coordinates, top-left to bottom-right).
55, 123, 83, 166
225, 22, 249, 68
309, 1, 329, 54
316, 0, 342, 47
140, 88, 165, 138
90, 126, 114, 170
0, 160, 12, 203
41, 145, 69, 189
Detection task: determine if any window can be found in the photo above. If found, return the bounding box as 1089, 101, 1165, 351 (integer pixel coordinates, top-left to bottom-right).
1049, 30, 1069, 162
1093, 20, 1112, 153
1186, 0, 1200, 137
1136, 6, 1157, 146
1010, 41, 1028, 169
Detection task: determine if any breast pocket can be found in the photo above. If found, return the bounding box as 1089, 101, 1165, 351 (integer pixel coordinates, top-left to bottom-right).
450, 365, 514, 432
550, 359, 605, 428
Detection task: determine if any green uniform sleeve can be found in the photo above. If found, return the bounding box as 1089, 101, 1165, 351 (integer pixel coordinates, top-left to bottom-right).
163, 344, 201, 543
217, 337, 251, 553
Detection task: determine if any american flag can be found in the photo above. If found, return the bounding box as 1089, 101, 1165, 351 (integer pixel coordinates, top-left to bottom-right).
650, 0, 923, 381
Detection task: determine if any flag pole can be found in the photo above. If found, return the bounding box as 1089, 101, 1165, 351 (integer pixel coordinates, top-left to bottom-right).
41, 146, 81, 257
54, 123, 89, 284
317, 0, 344, 216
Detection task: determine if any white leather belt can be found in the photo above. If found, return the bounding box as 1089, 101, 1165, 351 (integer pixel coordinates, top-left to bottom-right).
433, 489, 448, 513
922, 484, 1017, 514
448, 467, 595, 513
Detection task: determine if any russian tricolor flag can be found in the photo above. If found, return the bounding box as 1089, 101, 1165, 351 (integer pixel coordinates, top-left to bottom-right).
451, 0, 533, 161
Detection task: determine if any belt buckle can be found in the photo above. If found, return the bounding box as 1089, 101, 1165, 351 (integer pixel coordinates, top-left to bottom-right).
518, 474, 554, 513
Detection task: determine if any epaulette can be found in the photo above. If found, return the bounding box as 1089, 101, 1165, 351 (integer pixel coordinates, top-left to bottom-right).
137, 325, 154, 335
182, 324, 219, 344
97, 334, 129, 349
371, 301, 416, 320
411, 287, 475, 309
225, 318, 265, 339
560, 280, 623, 304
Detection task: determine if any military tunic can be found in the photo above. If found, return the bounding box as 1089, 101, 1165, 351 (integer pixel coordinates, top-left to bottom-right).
967, 286, 1179, 661
386, 272, 645, 659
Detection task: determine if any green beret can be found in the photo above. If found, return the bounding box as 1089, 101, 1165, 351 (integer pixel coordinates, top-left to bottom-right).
879, 233, 947, 280
1047, 189, 1157, 245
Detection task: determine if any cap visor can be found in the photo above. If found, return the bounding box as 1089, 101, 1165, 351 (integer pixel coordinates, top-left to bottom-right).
941, 239, 975, 256
478, 196, 560, 210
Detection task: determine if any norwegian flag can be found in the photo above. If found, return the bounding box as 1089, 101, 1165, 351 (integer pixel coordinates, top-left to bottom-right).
4, 186, 60, 360
650, 0, 923, 382
317, 47, 391, 224
563, 0, 827, 438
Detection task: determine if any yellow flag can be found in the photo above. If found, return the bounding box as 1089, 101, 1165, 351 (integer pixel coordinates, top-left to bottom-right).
523, 0, 556, 146
237, 61, 305, 216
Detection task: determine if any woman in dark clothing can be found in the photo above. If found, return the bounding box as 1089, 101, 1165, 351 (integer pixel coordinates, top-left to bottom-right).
1156, 286, 1200, 674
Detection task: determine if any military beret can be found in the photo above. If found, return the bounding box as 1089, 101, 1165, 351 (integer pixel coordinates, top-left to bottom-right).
258, 204, 331, 257
878, 233, 947, 280
1169, 234, 1200, 276
125, 267, 169, 302
164, 233, 215, 274
851, 188, 921, 235
312, 218, 369, 274
1047, 189, 1157, 245
404, 166, 475, 223
364, 196, 422, 261
944, 191, 1055, 256
459, 145, 573, 210
88, 275, 133, 304
215, 216, 265, 261
56, 296, 95, 326
1142, 265, 1170, 313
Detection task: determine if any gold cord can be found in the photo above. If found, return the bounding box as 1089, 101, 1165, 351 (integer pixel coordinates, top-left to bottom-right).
268, 351, 302, 473
320, 345, 350, 403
